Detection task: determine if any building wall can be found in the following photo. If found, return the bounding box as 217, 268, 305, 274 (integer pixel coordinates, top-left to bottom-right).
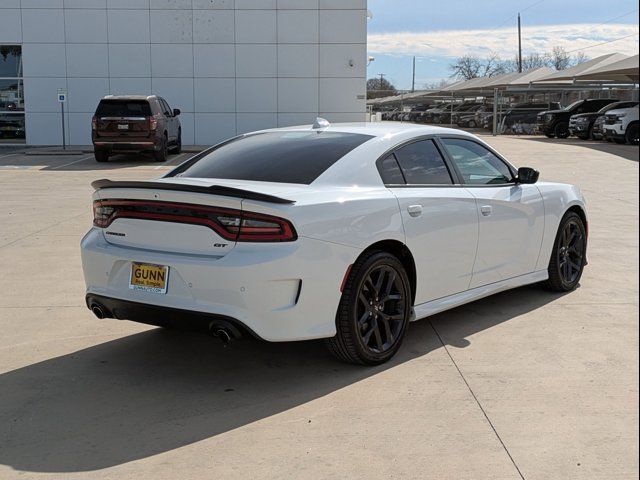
0, 0, 368, 146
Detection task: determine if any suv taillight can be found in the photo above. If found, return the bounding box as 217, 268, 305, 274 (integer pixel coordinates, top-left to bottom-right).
91, 115, 97, 131
93, 200, 297, 243
149, 116, 158, 131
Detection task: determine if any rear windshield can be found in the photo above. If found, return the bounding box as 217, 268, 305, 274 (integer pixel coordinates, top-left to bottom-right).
96, 100, 152, 117
174, 131, 374, 185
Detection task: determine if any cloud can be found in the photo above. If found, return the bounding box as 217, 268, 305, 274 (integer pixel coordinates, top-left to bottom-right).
368, 23, 640, 58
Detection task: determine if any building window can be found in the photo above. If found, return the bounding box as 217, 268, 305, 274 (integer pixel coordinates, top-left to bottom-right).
0, 46, 25, 144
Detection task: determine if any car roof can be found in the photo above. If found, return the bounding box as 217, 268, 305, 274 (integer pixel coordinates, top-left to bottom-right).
253, 122, 489, 187
266, 122, 477, 140
100, 95, 157, 101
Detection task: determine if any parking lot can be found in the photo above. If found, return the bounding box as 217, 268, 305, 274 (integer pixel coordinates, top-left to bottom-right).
0, 136, 637, 480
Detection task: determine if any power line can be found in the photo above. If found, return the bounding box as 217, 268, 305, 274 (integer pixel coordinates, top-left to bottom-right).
565, 32, 639, 54
588, 8, 639, 30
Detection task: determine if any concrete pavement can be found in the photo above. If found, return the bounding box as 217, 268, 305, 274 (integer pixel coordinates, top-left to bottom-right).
0, 137, 637, 480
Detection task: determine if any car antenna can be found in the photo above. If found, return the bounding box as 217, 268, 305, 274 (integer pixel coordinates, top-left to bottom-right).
312, 117, 330, 129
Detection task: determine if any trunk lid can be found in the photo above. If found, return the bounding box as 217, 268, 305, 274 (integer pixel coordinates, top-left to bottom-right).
93, 178, 301, 257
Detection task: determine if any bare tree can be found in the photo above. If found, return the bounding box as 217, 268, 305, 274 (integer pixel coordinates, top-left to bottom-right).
573, 52, 589, 66
449, 53, 507, 80
549, 46, 572, 70
449, 54, 482, 80
424, 79, 452, 90
481, 53, 508, 77
366, 77, 397, 99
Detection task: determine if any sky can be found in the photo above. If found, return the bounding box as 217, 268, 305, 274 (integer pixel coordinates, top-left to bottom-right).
366, 0, 640, 90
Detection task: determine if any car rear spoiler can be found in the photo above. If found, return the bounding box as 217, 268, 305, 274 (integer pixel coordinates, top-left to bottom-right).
91, 179, 295, 205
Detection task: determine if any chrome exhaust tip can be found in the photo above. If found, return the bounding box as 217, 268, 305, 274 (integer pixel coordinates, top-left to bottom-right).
91, 303, 106, 319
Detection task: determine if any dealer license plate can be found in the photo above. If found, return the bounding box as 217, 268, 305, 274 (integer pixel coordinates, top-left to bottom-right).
129, 262, 169, 294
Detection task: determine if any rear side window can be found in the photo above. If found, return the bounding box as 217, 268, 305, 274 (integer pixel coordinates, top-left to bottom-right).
379, 154, 405, 184
96, 100, 152, 117
176, 131, 373, 185
393, 139, 453, 185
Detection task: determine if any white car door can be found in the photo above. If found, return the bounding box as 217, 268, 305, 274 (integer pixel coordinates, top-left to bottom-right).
380, 138, 479, 304
439, 137, 545, 288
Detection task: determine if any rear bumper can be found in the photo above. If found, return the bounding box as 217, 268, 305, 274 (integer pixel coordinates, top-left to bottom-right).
93, 140, 159, 152
86, 293, 256, 338
80, 228, 359, 342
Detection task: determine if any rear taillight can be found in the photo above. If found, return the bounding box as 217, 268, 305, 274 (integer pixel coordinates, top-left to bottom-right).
91, 115, 97, 131
149, 116, 158, 131
93, 200, 297, 243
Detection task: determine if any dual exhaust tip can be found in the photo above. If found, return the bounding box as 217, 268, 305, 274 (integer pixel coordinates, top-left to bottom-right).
89, 301, 241, 345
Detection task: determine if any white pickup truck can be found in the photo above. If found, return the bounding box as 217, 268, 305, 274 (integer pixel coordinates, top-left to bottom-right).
603, 105, 639, 145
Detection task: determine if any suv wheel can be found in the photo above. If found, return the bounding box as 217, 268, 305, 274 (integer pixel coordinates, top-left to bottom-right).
554, 122, 570, 139
326, 251, 411, 365
154, 135, 168, 162
625, 123, 639, 145
94, 150, 108, 163
171, 129, 182, 154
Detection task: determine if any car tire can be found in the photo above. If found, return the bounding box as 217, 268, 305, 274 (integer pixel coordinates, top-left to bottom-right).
554, 122, 570, 139
468, 120, 477, 128
544, 211, 587, 292
172, 129, 182, 154
326, 250, 411, 365
94, 150, 108, 163
625, 123, 639, 145
153, 135, 168, 162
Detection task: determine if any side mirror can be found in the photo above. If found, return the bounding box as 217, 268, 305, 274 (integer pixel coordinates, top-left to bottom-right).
517, 167, 540, 184
173, 108, 181, 116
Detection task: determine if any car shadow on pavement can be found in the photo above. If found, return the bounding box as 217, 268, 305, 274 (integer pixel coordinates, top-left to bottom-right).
517, 136, 639, 162
0, 284, 569, 473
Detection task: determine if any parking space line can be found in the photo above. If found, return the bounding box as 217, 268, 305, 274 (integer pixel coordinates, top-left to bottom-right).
429, 320, 526, 480
50, 155, 94, 170
0, 152, 19, 160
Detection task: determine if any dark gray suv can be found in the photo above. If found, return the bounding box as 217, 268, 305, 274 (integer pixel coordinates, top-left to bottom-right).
92, 95, 181, 162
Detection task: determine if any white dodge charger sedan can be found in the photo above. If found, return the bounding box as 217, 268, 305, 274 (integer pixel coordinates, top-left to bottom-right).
81, 122, 588, 364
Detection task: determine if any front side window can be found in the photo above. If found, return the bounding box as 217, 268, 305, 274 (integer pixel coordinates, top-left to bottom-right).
393, 139, 453, 185
175, 131, 373, 185
440, 138, 513, 185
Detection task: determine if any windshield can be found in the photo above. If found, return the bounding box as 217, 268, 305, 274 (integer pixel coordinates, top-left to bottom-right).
173, 131, 374, 185
563, 100, 584, 111
600, 102, 638, 113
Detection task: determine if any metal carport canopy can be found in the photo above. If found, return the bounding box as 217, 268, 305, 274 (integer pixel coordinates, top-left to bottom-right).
572, 54, 639, 83
532, 53, 629, 83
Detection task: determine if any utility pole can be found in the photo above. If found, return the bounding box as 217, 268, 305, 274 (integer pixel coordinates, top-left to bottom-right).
411, 56, 416, 93
517, 13, 523, 73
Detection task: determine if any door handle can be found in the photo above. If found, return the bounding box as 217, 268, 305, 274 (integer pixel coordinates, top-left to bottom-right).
480, 205, 493, 216
407, 205, 423, 217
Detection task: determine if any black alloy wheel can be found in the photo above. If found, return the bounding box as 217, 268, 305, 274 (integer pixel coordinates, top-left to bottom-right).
554, 122, 570, 139
327, 251, 411, 365
625, 123, 639, 145
544, 212, 587, 292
